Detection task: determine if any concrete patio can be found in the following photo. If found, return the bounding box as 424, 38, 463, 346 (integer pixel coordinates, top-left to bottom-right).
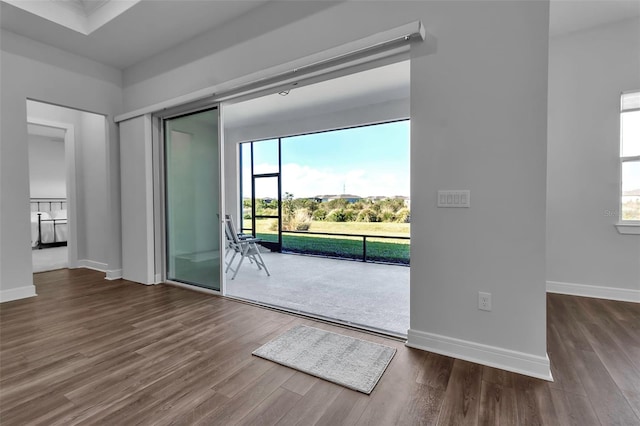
225, 251, 409, 336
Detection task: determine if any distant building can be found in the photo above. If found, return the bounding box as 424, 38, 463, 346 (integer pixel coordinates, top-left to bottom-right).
623, 188, 640, 201
314, 194, 362, 203
365, 195, 410, 208
365, 195, 387, 202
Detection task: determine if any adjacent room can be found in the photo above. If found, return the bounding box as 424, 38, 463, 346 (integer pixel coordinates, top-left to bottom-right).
28, 122, 68, 273
24, 99, 109, 276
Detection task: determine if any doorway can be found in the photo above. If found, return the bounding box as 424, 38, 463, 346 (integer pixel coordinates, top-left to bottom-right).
224, 60, 411, 336
28, 123, 68, 272
26, 99, 109, 275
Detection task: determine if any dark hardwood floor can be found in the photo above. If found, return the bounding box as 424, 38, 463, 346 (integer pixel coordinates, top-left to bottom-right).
1, 268, 639, 425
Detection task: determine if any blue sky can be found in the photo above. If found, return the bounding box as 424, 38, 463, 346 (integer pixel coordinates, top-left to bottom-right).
244, 120, 410, 198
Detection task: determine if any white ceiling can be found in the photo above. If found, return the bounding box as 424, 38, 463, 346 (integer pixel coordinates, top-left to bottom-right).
0, 0, 269, 69
2, 0, 638, 127
2, 0, 140, 35
57, 0, 112, 15
550, 0, 640, 36
224, 60, 410, 129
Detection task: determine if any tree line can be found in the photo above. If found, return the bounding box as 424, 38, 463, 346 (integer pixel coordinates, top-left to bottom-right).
245, 193, 410, 231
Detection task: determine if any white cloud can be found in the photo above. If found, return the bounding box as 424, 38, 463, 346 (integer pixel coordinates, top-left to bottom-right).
246, 162, 409, 198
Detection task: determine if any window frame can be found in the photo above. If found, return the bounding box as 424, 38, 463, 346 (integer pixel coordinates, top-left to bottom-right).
617, 90, 640, 233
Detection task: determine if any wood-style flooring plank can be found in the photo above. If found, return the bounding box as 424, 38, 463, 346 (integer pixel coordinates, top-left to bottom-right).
435, 360, 482, 426
355, 346, 431, 425
235, 387, 302, 426
275, 379, 342, 426
1, 269, 639, 426
513, 375, 559, 426
548, 387, 600, 426
396, 382, 446, 426
571, 348, 640, 425
281, 371, 319, 396
194, 365, 295, 426
314, 387, 370, 426
478, 381, 518, 426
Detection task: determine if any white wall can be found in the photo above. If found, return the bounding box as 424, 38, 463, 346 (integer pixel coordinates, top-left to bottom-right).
121, 1, 551, 378
120, 115, 154, 284
0, 30, 123, 301
122, 1, 342, 111
28, 135, 66, 198
547, 18, 640, 301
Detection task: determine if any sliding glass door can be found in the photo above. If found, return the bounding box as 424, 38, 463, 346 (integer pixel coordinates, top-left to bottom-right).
165, 108, 221, 290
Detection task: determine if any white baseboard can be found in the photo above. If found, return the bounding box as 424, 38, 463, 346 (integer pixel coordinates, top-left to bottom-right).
77, 259, 108, 272
105, 269, 123, 280
154, 273, 162, 284
406, 329, 553, 381
0, 285, 37, 303
547, 281, 640, 303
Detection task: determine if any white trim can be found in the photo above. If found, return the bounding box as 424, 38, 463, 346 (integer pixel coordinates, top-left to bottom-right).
218, 106, 226, 295
143, 114, 155, 283
26, 116, 78, 269
118, 115, 156, 285
615, 222, 640, 235
77, 259, 108, 272
152, 117, 165, 286
0, 285, 37, 303
155, 116, 168, 288
115, 21, 434, 122
105, 269, 123, 280
405, 329, 553, 381
4, 0, 141, 35
547, 280, 640, 303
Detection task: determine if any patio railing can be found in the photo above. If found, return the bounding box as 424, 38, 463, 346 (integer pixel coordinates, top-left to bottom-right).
279, 230, 410, 265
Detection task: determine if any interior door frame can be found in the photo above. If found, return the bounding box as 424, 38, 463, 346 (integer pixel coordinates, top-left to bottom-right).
26, 116, 79, 270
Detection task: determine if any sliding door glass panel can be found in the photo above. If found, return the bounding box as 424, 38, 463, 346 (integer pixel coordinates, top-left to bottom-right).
240, 143, 253, 234
165, 108, 220, 290
254, 176, 280, 248
252, 139, 279, 174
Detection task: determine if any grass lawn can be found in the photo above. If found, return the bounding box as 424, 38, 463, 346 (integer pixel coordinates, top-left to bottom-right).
245, 219, 410, 264
305, 221, 409, 236
244, 219, 410, 236
281, 233, 409, 264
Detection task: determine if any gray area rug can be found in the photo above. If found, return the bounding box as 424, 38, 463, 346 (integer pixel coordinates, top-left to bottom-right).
252, 325, 396, 394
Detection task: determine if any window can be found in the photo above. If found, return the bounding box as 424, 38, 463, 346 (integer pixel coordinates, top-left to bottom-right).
620, 91, 640, 222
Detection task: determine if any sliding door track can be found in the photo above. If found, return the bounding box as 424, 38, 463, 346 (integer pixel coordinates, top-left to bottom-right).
224, 294, 407, 342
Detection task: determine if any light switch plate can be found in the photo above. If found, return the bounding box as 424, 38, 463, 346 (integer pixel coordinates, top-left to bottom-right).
438, 190, 470, 208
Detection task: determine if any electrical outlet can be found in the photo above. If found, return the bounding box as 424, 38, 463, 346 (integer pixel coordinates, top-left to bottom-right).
478, 292, 492, 311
